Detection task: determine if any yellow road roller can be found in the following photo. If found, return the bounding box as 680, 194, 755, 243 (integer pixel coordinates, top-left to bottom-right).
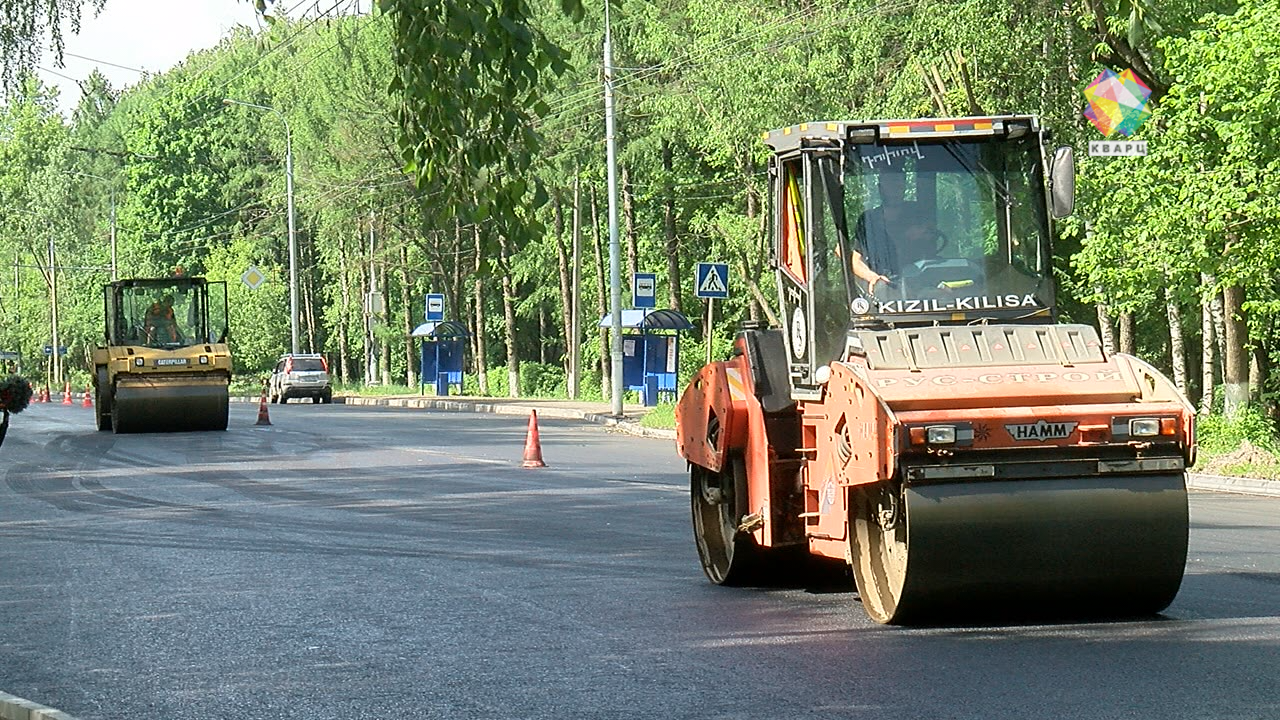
91, 276, 232, 433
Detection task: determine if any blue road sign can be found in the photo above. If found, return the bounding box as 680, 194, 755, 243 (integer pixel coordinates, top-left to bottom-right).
694, 262, 729, 300
425, 293, 446, 322
42, 345, 68, 356
632, 272, 657, 309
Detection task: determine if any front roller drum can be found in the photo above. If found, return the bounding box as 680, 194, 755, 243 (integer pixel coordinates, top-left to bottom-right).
112, 377, 230, 434
850, 475, 1189, 624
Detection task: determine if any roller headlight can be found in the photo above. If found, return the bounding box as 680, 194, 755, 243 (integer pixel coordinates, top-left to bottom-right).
926, 426, 958, 444
1129, 418, 1161, 437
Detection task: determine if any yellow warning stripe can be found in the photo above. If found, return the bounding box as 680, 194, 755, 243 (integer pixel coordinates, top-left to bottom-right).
724, 368, 747, 403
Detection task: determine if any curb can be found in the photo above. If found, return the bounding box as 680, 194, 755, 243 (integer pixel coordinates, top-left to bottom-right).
1186, 473, 1280, 498
0, 691, 79, 720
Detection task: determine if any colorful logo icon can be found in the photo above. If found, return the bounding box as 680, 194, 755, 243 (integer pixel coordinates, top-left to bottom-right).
1083, 69, 1152, 137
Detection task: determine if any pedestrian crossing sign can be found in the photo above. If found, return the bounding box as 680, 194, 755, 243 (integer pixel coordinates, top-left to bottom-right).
695, 262, 729, 299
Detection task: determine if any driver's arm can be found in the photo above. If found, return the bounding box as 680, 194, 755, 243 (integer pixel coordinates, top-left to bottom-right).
850, 250, 890, 295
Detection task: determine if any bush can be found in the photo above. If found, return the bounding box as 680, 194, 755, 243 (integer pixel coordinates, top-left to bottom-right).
1197, 406, 1280, 456
520, 362, 566, 397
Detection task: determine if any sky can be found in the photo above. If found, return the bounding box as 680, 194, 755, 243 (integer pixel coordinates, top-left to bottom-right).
34, 0, 337, 116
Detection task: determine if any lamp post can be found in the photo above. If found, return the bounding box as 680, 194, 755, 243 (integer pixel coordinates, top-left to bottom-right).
67, 171, 116, 280
223, 98, 299, 354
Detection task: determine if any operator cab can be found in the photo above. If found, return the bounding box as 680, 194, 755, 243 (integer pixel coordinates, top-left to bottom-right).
765, 116, 1075, 394
104, 277, 230, 349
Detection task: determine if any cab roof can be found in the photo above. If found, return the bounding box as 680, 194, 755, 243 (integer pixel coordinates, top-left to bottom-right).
762, 115, 1042, 154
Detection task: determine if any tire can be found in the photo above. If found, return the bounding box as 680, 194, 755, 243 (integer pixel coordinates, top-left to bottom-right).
321, 390, 332, 404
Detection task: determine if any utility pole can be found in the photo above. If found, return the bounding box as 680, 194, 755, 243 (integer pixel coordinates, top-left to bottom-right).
109, 193, 117, 280
366, 208, 378, 385
569, 173, 581, 400
603, 0, 624, 417
48, 237, 61, 388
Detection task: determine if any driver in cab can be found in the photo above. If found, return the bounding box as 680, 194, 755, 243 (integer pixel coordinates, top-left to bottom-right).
144, 294, 181, 344
849, 171, 940, 295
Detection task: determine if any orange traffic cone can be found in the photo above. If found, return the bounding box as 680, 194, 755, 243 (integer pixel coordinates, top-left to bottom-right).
521, 410, 546, 468
61, 382, 72, 405
36, 387, 47, 403
255, 384, 272, 426
82, 385, 93, 408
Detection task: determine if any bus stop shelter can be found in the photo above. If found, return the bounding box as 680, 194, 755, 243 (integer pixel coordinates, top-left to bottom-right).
598, 309, 693, 406
411, 320, 469, 396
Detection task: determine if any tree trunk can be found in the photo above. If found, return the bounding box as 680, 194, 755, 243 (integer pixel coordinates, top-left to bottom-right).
539, 304, 549, 364
301, 239, 316, 353
472, 225, 489, 395
452, 219, 465, 334
1223, 284, 1249, 417
566, 176, 582, 400
555, 191, 572, 377
1096, 302, 1115, 356
663, 139, 680, 312
742, 151, 761, 322
337, 229, 351, 383
1117, 312, 1135, 355
623, 164, 637, 286
591, 185, 610, 399
499, 235, 520, 398
380, 262, 391, 386
1199, 274, 1216, 414
1164, 284, 1187, 398
400, 243, 416, 388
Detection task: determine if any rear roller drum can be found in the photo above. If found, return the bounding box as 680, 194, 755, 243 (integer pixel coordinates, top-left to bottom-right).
690, 456, 760, 585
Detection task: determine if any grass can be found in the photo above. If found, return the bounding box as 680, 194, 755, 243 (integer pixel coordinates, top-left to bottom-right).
639, 403, 676, 430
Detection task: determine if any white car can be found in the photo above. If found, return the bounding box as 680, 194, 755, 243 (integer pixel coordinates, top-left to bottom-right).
269, 354, 333, 404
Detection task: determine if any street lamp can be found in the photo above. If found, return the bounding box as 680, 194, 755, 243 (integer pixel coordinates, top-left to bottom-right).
222, 98, 299, 355
67, 170, 117, 280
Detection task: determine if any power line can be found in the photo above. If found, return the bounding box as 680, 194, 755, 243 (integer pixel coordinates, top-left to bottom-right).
60, 52, 147, 74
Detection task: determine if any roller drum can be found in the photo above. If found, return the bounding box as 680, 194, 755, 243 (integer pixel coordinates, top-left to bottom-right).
112, 377, 230, 433
851, 474, 1188, 624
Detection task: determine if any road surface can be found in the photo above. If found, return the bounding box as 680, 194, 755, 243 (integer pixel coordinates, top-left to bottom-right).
1, 402, 1277, 719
